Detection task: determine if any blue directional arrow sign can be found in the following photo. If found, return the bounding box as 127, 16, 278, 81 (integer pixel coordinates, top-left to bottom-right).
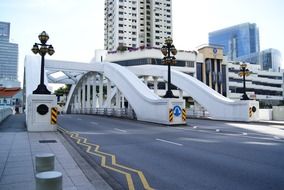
173, 105, 182, 117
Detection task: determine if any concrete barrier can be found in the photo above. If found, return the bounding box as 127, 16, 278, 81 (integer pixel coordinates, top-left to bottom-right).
35, 153, 55, 173
272, 106, 284, 121
259, 109, 272, 120
35, 171, 62, 190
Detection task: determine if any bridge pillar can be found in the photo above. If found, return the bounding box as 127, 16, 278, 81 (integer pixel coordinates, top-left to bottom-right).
92, 75, 97, 109
86, 82, 91, 109
121, 94, 125, 108
116, 90, 121, 108
78, 87, 82, 111
82, 82, 86, 111
99, 74, 103, 107
74, 95, 78, 111
107, 78, 111, 101
26, 95, 57, 131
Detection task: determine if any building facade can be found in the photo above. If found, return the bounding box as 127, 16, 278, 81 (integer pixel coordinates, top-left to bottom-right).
227, 61, 283, 106
236, 48, 282, 72
104, 0, 172, 51
209, 23, 260, 60
197, 46, 227, 96
0, 21, 19, 87
94, 46, 284, 107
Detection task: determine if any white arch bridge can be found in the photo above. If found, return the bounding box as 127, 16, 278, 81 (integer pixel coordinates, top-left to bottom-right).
24, 56, 259, 124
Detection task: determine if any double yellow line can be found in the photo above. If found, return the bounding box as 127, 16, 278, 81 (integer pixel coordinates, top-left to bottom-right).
58, 126, 154, 190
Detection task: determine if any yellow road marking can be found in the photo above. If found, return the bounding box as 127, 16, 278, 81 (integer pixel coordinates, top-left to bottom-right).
70, 131, 136, 190
58, 126, 154, 190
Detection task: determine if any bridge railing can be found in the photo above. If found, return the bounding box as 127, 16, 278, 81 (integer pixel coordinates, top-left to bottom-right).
186, 107, 210, 119
0, 107, 13, 123
71, 108, 136, 120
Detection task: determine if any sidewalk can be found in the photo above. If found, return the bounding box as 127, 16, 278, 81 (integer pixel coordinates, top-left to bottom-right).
0, 115, 112, 190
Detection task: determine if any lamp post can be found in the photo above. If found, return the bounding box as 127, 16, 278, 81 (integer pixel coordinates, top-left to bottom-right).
238, 63, 250, 100
161, 36, 177, 98
31, 31, 55, 94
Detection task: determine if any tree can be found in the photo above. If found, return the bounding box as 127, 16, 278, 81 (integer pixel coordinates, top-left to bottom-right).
54, 84, 71, 96
117, 45, 127, 52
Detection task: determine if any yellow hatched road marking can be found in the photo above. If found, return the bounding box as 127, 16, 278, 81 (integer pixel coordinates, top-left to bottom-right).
59, 127, 154, 190
70, 133, 135, 190
64, 130, 153, 190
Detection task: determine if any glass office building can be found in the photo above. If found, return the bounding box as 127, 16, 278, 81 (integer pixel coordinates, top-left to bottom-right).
236, 48, 282, 72
209, 23, 260, 60
0, 22, 19, 87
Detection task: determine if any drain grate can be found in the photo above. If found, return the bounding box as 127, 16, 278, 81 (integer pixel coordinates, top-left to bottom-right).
39, 140, 57, 143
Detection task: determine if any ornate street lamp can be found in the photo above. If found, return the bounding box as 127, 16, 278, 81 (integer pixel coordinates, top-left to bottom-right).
238, 63, 250, 100
161, 36, 177, 98
31, 31, 55, 94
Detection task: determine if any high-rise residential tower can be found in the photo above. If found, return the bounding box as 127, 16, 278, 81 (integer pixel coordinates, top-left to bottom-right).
0, 21, 19, 87
209, 23, 260, 60
104, 0, 172, 51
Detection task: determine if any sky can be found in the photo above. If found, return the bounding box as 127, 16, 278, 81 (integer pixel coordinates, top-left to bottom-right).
1, 0, 284, 85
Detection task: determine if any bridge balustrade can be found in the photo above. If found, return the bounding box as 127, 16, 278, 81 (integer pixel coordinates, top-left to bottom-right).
0, 107, 13, 123
71, 108, 136, 120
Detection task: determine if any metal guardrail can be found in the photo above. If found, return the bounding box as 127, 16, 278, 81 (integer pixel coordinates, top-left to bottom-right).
71, 108, 136, 120
0, 107, 13, 123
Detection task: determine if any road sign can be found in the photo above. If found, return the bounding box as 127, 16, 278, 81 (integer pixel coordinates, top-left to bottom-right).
173, 105, 181, 117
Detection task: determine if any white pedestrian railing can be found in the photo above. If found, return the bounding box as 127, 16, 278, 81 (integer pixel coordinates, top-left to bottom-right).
71, 108, 136, 119
0, 107, 13, 123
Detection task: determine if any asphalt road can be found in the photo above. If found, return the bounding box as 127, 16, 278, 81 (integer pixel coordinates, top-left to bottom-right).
58, 115, 284, 190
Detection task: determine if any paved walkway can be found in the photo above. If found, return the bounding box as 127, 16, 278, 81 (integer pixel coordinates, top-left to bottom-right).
0, 114, 112, 190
